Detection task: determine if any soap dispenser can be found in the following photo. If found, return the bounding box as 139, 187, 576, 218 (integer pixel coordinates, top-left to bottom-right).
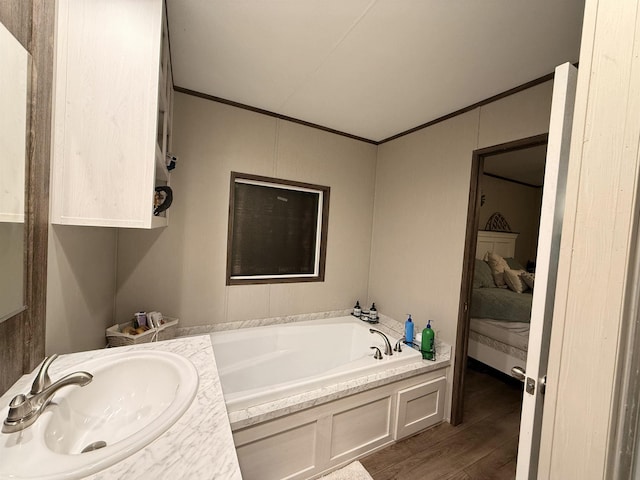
404, 315, 414, 346
353, 300, 361, 318
421, 320, 435, 360
369, 303, 378, 322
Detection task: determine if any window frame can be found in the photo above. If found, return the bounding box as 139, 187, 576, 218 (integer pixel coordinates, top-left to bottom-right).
226, 171, 330, 286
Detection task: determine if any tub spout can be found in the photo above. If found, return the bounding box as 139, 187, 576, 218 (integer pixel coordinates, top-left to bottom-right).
369, 328, 393, 356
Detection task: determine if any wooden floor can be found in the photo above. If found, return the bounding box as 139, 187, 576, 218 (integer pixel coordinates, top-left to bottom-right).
360, 363, 523, 480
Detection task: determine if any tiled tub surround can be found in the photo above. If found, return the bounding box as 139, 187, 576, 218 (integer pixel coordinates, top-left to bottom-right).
0, 336, 242, 480
182, 312, 450, 480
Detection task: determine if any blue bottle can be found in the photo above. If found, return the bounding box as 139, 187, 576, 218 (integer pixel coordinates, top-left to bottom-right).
404, 314, 414, 346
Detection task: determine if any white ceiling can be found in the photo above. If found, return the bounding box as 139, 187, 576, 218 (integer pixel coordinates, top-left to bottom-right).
484, 144, 547, 187
166, 0, 585, 143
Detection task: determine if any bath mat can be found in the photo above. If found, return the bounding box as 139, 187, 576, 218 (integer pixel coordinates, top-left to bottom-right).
318, 461, 374, 480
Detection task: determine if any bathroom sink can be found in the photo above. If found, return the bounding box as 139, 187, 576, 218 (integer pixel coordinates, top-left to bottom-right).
0, 350, 199, 479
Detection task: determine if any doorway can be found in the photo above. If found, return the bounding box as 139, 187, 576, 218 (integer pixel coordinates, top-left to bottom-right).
451, 133, 549, 427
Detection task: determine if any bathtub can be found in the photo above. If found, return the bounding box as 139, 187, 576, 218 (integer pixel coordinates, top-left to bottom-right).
210, 316, 422, 411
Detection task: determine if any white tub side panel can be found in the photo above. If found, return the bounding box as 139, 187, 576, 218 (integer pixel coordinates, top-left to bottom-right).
232, 370, 446, 480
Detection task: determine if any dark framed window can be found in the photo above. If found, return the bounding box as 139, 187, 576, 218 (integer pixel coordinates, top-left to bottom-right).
226, 172, 330, 285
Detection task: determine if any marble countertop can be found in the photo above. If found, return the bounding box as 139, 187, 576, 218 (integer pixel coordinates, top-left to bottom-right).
0, 336, 242, 480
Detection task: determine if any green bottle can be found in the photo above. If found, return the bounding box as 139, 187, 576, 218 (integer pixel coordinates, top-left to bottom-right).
421, 320, 435, 360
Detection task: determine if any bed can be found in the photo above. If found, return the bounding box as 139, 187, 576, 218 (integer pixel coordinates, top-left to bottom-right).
468, 231, 532, 375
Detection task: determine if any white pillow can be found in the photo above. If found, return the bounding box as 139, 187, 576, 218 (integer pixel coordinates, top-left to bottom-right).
504, 268, 527, 293
521, 271, 535, 290
486, 252, 510, 288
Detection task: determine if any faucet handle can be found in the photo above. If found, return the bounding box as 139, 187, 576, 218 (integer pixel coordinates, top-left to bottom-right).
369, 328, 393, 356
6, 394, 31, 423
394, 338, 404, 352
30, 354, 59, 395
370, 346, 383, 360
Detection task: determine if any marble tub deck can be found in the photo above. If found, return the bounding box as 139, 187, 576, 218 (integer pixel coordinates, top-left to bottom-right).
0, 336, 242, 480
179, 311, 451, 430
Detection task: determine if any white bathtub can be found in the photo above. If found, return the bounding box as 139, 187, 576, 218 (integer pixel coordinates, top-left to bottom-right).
210, 316, 422, 411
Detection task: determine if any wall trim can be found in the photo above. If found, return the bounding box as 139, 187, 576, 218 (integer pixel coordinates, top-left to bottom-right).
173, 86, 378, 145
378, 74, 555, 144
483, 172, 543, 189
175, 70, 559, 147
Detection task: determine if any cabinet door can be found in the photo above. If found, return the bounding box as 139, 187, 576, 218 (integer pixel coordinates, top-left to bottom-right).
52, 0, 166, 228
235, 422, 318, 480
394, 376, 446, 440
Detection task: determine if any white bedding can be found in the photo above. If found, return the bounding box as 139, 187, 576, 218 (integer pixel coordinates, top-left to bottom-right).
470, 317, 529, 352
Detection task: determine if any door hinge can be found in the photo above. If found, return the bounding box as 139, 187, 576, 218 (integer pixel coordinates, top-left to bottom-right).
464, 302, 469, 312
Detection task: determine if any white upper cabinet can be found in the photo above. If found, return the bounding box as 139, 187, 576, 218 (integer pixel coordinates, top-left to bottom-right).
51, 0, 173, 228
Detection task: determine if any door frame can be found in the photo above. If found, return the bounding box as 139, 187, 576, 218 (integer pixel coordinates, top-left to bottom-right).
450, 133, 548, 426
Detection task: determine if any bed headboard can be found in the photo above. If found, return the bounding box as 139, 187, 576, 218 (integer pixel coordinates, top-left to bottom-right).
476, 231, 519, 260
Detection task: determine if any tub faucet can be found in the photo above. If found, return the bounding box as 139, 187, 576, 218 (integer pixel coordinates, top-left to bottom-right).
2, 354, 93, 434
369, 328, 393, 356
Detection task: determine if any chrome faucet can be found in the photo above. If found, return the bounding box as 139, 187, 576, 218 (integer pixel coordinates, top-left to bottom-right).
369, 328, 393, 356
2, 354, 93, 434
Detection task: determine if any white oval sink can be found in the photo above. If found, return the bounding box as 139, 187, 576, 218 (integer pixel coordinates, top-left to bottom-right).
0, 350, 199, 479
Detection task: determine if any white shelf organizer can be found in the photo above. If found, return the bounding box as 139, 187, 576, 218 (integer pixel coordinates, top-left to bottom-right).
51, 0, 173, 229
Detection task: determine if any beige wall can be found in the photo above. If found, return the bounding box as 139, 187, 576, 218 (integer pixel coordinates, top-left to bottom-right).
45, 82, 553, 354
479, 175, 543, 266
369, 110, 479, 342
45, 82, 553, 359
477, 82, 554, 149
114, 94, 377, 327
368, 81, 553, 418
369, 81, 553, 346
45, 225, 117, 354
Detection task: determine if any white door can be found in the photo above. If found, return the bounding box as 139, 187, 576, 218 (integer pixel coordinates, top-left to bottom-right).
514, 62, 578, 479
